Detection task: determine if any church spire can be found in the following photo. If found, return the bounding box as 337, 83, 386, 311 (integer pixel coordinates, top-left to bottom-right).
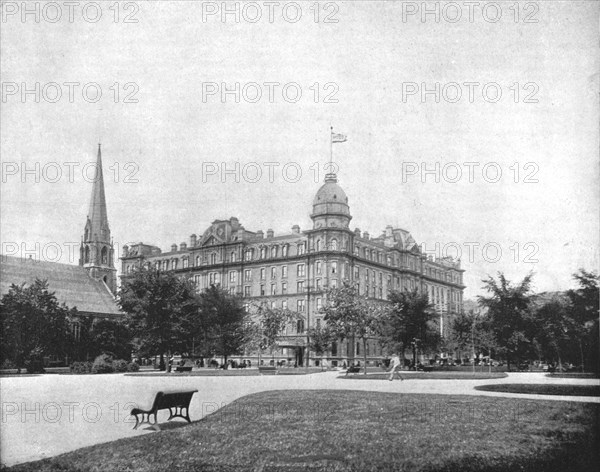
79, 143, 116, 295
87, 143, 110, 243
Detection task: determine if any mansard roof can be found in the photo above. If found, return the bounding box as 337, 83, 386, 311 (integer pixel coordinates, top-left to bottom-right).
0, 256, 122, 317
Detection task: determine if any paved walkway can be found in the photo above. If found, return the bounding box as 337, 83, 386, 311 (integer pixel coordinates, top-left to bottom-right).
1, 371, 598, 467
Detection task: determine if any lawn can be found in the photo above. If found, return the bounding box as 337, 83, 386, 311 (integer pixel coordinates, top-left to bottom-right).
5, 390, 598, 472
126, 367, 327, 377
474, 384, 600, 397
340, 372, 508, 380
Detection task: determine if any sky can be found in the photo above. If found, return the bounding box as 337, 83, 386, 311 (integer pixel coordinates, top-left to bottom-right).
1, 0, 598, 300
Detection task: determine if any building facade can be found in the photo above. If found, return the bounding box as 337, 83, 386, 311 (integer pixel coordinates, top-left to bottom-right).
121, 172, 465, 366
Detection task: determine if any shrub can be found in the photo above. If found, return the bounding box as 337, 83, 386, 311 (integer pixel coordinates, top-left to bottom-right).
1, 359, 17, 370
126, 361, 140, 372
92, 354, 114, 374
112, 359, 128, 372
24, 358, 45, 374
70, 361, 93, 374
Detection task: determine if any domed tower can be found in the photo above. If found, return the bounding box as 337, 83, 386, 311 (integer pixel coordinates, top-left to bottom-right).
311, 173, 352, 229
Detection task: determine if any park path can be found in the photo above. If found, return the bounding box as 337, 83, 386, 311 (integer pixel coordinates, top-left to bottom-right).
1, 371, 598, 467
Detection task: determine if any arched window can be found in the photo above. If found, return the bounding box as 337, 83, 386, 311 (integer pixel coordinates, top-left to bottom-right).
163, 260, 168, 271
183, 258, 189, 269
271, 246, 277, 258
316, 240, 321, 251
282, 245, 289, 257
296, 319, 305, 333
196, 255, 201, 266
101, 247, 108, 265
84, 228, 89, 241
210, 253, 217, 264
172, 259, 178, 270
231, 251, 236, 262
245, 249, 253, 261
260, 247, 267, 259
84, 246, 90, 263
155, 261, 160, 270
330, 239, 338, 251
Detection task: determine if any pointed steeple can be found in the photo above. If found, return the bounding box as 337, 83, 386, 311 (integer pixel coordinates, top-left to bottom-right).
80, 143, 116, 295
87, 143, 110, 243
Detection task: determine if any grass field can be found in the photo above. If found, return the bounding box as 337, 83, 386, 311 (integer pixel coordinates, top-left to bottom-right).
474, 384, 600, 397
5, 390, 598, 472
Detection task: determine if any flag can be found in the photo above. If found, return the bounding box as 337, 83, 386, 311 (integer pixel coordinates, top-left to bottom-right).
331, 132, 347, 143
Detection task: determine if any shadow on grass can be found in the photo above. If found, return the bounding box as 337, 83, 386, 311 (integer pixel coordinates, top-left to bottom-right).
474, 384, 600, 397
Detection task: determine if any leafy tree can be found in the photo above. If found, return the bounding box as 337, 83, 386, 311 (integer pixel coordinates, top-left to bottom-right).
322, 282, 385, 374
196, 285, 250, 368
255, 305, 301, 362
477, 272, 534, 370
380, 288, 438, 367
0, 279, 73, 373
307, 324, 335, 370
448, 310, 476, 362
119, 268, 198, 371
89, 318, 132, 360
567, 269, 599, 372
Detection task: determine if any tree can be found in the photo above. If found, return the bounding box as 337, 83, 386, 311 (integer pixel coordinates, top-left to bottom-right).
448, 310, 476, 363
119, 268, 198, 371
380, 288, 438, 367
256, 305, 301, 363
0, 279, 73, 373
307, 324, 335, 370
567, 269, 599, 372
89, 318, 133, 360
477, 272, 534, 370
322, 282, 384, 374
196, 285, 250, 368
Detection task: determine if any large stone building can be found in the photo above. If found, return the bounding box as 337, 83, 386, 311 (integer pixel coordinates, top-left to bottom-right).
121, 172, 465, 366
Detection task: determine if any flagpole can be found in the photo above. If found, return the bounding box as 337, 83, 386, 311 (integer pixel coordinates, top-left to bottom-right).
329, 126, 333, 167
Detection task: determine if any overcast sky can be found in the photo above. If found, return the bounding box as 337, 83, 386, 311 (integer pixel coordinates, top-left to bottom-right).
1, 0, 598, 299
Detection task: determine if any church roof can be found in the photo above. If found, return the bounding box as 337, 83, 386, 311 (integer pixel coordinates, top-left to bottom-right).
86, 144, 110, 242
0, 256, 122, 317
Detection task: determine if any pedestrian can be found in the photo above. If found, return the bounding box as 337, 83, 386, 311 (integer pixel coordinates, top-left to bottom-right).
389, 352, 404, 381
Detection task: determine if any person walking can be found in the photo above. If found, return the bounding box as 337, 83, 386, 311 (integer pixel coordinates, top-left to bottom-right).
388, 352, 404, 381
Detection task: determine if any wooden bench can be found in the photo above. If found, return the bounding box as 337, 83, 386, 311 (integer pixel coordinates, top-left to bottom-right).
258, 366, 278, 375
175, 366, 193, 372
131, 390, 197, 431
345, 366, 362, 375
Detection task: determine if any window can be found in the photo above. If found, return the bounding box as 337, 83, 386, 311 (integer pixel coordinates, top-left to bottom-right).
282, 300, 288, 310
331, 279, 338, 288
260, 285, 265, 296
379, 272, 383, 284
101, 247, 108, 264
379, 287, 383, 299
231, 252, 236, 262
297, 300, 306, 312
209, 272, 219, 285
356, 342, 360, 355
316, 240, 321, 251
330, 239, 338, 251
282, 265, 288, 278
172, 259, 178, 270
297, 264, 305, 277
316, 298, 322, 310
331, 261, 337, 274
282, 245, 288, 257
260, 268, 266, 280
245, 249, 253, 261
260, 247, 266, 259
271, 246, 277, 258
163, 260, 168, 271
244, 286, 251, 297
271, 267, 277, 279
331, 342, 337, 356
271, 301, 277, 309
183, 258, 189, 269
354, 246, 359, 256
297, 281, 305, 293
155, 261, 160, 270
282, 282, 287, 294
316, 278, 321, 290
271, 284, 277, 295
297, 243, 306, 255
316, 318, 321, 328
196, 255, 201, 266
316, 260, 322, 275
244, 269, 251, 282
229, 271, 237, 284
210, 253, 217, 264
296, 319, 305, 333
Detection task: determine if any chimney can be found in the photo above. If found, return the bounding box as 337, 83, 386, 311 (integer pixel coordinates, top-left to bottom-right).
122, 245, 129, 257
363, 231, 370, 240
171, 243, 178, 252
180, 242, 187, 251
292, 225, 300, 234
386, 225, 393, 237
190, 234, 197, 247
256, 230, 264, 239
354, 228, 361, 238
266, 229, 274, 238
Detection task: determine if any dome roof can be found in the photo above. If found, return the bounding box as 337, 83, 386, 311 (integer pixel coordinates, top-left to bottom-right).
313, 173, 348, 206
